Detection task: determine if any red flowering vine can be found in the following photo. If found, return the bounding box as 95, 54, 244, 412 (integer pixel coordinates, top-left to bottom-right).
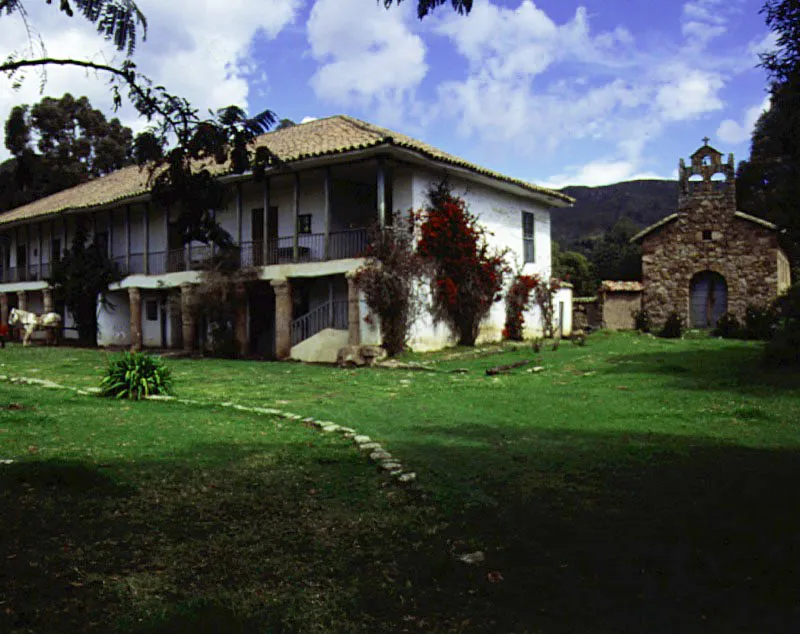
503, 274, 540, 341
417, 180, 510, 346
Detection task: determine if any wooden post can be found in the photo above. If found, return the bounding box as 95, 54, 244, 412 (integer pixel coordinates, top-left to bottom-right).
293, 173, 300, 263
125, 205, 131, 273
236, 182, 243, 246
271, 278, 292, 360
323, 166, 331, 260
16, 290, 27, 312
108, 210, 114, 260
262, 179, 270, 265
143, 204, 150, 275
377, 159, 386, 229
37, 222, 42, 279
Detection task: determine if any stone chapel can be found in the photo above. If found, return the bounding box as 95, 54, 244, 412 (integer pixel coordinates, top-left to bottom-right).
631, 141, 791, 328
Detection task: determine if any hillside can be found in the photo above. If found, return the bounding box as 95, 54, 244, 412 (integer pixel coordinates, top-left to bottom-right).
553, 179, 678, 245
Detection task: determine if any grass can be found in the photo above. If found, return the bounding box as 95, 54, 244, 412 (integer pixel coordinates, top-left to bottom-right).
2, 332, 800, 632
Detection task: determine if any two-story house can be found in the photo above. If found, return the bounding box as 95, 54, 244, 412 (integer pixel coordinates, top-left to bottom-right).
0, 115, 573, 361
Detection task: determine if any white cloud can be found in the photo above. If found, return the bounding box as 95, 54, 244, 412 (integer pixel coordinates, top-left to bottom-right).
542, 159, 671, 189
716, 96, 771, 145
655, 68, 725, 120
306, 0, 427, 119
427, 0, 763, 186
0, 0, 300, 159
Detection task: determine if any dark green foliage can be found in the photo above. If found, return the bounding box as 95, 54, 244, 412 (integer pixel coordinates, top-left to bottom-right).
713, 312, 742, 339
382, 0, 472, 19
589, 217, 642, 282
765, 283, 800, 366
0, 93, 134, 212
744, 303, 780, 340
99, 351, 173, 399
658, 312, 684, 339
552, 242, 594, 295
48, 222, 121, 345
632, 308, 651, 333
735, 0, 800, 265
554, 180, 678, 245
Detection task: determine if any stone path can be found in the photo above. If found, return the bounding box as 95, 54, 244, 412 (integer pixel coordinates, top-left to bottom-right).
0, 374, 416, 484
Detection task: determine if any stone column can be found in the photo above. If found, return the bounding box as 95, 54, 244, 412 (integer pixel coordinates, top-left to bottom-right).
42, 288, 54, 313
271, 278, 292, 360
180, 283, 196, 354
128, 287, 143, 351
0, 293, 8, 326
234, 282, 249, 357
346, 271, 361, 346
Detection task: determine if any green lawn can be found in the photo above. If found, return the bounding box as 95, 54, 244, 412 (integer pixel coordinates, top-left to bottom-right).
2, 333, 800, 632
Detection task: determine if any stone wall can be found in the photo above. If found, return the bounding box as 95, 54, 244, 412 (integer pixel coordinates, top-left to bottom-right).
641, 195, 782, 326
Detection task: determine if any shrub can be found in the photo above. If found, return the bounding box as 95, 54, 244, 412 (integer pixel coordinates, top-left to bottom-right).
712, 312, 742, 338
417, 180, 510, 346
632, 308, 651, 333
355, 214, 424, 356
100, 352, 174, 400
765, 284, 800, 367
658, 312, 684, 339
743, 303, 780, 340
504, 274, 539, 341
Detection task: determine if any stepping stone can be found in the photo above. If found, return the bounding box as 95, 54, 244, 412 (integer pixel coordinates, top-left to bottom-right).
396, 472, 416, 483
353, 435, 371, 444
380, 461, 402, 472
320, 425, 340, 433
357, 442, 381, 451
370, 450, 392, 462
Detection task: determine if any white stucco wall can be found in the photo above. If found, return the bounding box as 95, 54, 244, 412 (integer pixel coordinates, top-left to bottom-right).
98, 290, 132, 347
405, 170, 559, 351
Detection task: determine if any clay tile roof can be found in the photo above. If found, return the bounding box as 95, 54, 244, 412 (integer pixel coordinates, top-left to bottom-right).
600, 280, 643, 293
0, 115, 572, 227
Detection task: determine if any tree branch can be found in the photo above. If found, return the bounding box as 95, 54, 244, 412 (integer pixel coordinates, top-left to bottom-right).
1, 56, 183, 131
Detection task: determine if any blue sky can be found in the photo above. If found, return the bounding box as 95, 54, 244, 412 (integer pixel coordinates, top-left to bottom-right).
0, 0, 777, 187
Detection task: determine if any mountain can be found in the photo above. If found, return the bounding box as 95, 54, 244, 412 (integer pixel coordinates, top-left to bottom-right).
553, 180, 679, 245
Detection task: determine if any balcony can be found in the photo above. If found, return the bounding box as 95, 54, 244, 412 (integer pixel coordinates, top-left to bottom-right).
108, 228, 368, 276
0, 263, 52, 283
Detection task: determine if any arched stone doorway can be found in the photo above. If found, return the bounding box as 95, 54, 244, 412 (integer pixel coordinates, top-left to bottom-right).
689, 271, 728, 328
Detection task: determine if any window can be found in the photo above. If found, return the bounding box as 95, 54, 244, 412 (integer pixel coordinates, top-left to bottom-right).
146, 300, 158, 322
16, 244, 27, 268
702, 230, 712, 241
51, 238, 61, 262
297, 214, 312, 234
522, 212, 535, 263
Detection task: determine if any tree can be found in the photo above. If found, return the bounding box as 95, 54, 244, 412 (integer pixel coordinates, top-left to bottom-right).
48, 221, 121, 345
736, 0, 800, 264
0, 93, 134, 212
417, 180, 510, 346
355, 214, 424, 356
588, 217, 642, 282
552, 241, 595, 296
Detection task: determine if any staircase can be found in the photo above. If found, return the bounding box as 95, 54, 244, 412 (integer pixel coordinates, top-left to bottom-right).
290, 299, 349, 346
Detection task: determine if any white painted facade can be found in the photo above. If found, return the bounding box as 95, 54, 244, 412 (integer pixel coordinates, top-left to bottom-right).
1, 151, 570, 357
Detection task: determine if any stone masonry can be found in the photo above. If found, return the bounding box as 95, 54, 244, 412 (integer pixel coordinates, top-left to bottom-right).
634, 142, 791, 327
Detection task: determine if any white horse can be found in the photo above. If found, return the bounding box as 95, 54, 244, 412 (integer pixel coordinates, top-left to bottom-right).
8, 308, 62, 347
